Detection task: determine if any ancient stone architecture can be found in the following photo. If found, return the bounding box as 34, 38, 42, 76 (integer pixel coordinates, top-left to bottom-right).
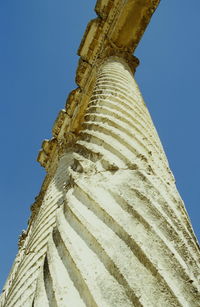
1, 1, 200, 306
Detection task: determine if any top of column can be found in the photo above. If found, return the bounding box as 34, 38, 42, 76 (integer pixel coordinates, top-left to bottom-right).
79, 0, 160, 67
37, 0, 160, 170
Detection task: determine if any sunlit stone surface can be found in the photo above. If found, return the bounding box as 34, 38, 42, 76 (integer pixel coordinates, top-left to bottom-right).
1, 1, 199, 306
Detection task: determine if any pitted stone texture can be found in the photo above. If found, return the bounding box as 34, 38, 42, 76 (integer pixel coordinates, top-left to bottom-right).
3, 58, 199, 307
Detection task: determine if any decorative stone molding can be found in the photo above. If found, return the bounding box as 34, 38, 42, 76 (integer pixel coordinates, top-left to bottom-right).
37, 0, 161, 172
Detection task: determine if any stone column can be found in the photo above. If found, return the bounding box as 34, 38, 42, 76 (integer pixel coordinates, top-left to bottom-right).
2, 57, 200, 307
33, 57, 200, 306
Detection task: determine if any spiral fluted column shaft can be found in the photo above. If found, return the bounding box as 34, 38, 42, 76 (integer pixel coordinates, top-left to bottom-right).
66, 57, 199, 306
35, 57, 199, 306
2, 57, 200, 307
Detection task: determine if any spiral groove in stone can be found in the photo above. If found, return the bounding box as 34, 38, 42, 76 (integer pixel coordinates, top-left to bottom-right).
1, 58, 200, 307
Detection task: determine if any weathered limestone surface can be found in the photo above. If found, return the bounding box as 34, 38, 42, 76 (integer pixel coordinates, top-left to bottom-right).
1, 1, 200, 306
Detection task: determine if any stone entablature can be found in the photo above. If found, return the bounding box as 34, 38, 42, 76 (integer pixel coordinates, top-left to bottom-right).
38, 0, 160, 171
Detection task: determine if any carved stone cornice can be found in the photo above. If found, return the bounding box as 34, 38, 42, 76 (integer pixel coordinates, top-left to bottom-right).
37, 0, 160, 170
37, 138, 57, 169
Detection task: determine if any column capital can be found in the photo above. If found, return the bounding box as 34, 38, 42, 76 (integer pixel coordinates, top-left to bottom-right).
97, 48, 140, 73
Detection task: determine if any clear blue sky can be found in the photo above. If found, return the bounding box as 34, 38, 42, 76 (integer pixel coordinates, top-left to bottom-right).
0, 0, 199, 291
